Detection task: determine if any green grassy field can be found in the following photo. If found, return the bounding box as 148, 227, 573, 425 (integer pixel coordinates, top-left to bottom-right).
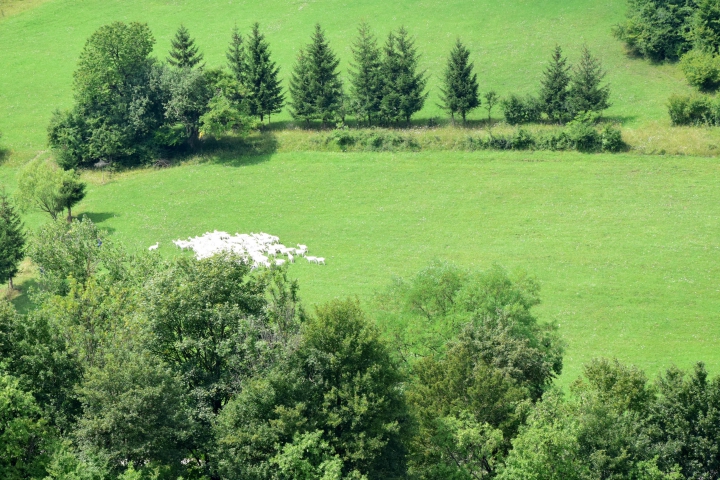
8, 150, 717, 385
0, 0, 696, 157
1, 0, 719, 386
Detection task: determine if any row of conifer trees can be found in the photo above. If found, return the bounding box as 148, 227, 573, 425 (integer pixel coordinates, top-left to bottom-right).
191, 22, 610, 127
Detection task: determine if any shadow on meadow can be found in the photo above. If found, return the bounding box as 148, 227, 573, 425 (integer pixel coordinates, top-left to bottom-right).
0, 147, 10, 165
192, 132, 279, 167
79, 211, 116, 225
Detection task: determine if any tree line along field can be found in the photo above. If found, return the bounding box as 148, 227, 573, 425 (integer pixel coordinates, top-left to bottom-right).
0, 0, 696, 156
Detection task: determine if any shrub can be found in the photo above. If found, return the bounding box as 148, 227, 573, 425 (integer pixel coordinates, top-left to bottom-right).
679, 49, 720, 90
511, 128, 536, 149
564, 114, 602, 152
667, 93, 720, 125
502, 94, 542, 125
600, 124, 625, 152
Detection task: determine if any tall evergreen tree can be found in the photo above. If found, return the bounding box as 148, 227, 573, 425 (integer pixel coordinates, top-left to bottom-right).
539, 45, 572, 123
568, 45, 611, 115
245, 22, 284, 123
381, 27, 428, 125
288, 49, 315, 125
167, 24, 204, 69
439, 39, 480, 123
0, 189, 25, 291
289, 24, 343, 127
349, 22, 384, 125
226, 26, 246, 84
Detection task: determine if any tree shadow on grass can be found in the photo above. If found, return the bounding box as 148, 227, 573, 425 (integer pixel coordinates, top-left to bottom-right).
192, 132, 279, 167
9, 278, 40, 314
0, 147, 10, 166
79, 211, 116, 224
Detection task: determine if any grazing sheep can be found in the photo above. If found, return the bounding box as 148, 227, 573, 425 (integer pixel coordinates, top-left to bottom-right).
306, 256, 318, 264
288, 253, 294, 263
316, 257, 326, 265
148, 242, 159, 251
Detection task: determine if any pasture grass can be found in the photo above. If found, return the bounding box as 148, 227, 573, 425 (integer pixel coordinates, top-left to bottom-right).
0, 0, 698, 154
8, 149, 719, 385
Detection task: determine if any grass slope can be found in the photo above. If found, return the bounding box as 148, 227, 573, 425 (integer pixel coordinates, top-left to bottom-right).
11, 150, 712, 384
0, 0, 695, 156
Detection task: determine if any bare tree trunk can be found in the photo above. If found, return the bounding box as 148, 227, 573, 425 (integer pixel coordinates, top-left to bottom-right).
9, 277, 13, 291
67, 206, 73, 223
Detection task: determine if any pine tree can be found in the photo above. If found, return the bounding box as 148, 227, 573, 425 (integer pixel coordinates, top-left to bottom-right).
0, 189, 25, 291
289, 49, 315, 125
439, 39, 480, 123
349, 22, 384, 125
540, 45, 572, 123
226, 26, 246, 84
568, 45, 611, 116
381, 27, 428, 125
245, 23, 284, 123
290, 24, 343, 127
168, 24, 204, 69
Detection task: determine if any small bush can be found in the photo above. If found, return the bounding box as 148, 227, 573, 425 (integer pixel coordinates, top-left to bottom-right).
600, 124, 625, 152
667, 93, 720, 126
679, 49, 720, 90
564, 116, 601, 152
511, 129, 536, 149
502, 95, 542, 125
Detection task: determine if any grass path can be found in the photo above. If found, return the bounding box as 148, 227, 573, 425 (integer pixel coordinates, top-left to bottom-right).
14, 149, 713, 384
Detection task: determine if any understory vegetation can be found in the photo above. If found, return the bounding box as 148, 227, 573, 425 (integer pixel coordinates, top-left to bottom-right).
0, 218, 718, 479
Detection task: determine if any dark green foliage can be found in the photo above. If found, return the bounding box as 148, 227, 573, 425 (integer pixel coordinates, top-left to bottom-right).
167, 24, 204, 69
679, 48, 720, 89
59, 172, 86, 222
244, 23, 284, 122
667, 92, 720, 125
289, 24, 343, 127
75, 348, 192, 474
613, 0, 695, 61
0, 191, 24, 290
501, 94, 542, 125
688, 0, 720, 54
349, 22, 385, 125
48, 22, 162, 167
540, 46, 572, 123
568, 45, 611, 115
649, 362, 720, 478
215, 299, 409, 479
381, 27, 428, 125
159, 66, 214, 148
440, 39, 480, 123
0, 372, 55, 480
226, 26, 246, 85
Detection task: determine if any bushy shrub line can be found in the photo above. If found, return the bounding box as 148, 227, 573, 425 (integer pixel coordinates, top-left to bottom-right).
318, 121, 625, 153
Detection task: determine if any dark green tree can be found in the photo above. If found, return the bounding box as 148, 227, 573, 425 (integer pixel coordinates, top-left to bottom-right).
568, 45, 611, 116
349, 22, 384, 125
381, 27, 428, 125
59, 172, 86, 222
245, 23, 284, 123
690, 0, 720, 53
226, 26, 246, 85
288, 49, 315, 125
290, 24, 344, 127
440, 39, 480, 123
160, 66, 214, 148
215, 299, 410, 479
168, 24, 204, 69
48, 22, 162, 168
540, 46, 572, 123
0, 190, 24, 291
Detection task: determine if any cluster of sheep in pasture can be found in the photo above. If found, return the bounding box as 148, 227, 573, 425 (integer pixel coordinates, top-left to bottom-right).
164, 231, 325, 268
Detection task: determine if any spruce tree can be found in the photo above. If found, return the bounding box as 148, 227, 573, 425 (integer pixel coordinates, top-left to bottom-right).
0, 190, 25, 291
568, 45, 611, 116
168, 24, 204, 69
539, 45, 572, 123
290, 24, 343, 127
439, 39, 480, 123
245, 23, 284, 123
381, 27, 428, 125
226, 26, 246, 84
289, 49, 315, 125
349, 22, 384, 125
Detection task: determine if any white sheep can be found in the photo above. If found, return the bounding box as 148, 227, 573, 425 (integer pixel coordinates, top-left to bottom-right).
148, 242, 159, 251
306, 255, 318, 264
316, 257, 326, 265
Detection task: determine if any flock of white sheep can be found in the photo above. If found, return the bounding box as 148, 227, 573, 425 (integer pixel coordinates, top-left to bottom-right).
160, 231, 325, 268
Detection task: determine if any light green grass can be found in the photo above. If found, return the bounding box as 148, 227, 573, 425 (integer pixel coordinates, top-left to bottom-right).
10, 149, 716, 385
0, 0, 697, 156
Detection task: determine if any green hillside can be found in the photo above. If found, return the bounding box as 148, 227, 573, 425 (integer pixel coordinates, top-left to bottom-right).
0, 0, 694, 155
